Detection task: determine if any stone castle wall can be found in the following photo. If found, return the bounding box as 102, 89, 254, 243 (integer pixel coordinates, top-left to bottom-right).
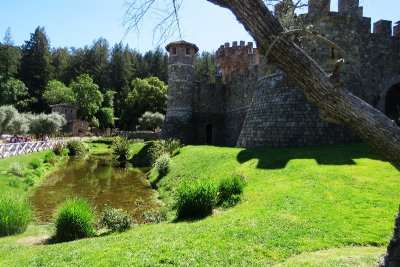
162, 1, 400, 148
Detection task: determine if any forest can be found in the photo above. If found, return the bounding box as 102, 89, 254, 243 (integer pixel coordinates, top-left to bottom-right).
0, 26, 216, 130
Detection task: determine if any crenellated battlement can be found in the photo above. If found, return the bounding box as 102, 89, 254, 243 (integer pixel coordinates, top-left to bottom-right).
216, 41, 260, 83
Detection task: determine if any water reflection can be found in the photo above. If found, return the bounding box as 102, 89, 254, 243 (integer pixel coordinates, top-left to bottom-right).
31, 157, 160, 222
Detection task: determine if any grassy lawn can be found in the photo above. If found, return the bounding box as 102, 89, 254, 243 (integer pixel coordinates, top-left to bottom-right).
0, 151, 55, 196
0, 143, 399, 266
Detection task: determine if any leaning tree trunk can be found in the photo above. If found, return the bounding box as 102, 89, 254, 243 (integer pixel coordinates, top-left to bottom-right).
207, 0, 400, 171
206, 0, 400, 265
379, 209, 400, 267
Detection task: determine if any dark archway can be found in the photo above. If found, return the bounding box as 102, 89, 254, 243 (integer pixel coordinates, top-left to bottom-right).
206, 124, 213, 145
385, 84, 400, 122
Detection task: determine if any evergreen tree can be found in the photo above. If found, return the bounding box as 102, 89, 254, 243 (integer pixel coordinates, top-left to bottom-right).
86, 38, 110, 91
0, 27, 21, 78
195, 52, 217, 84
51, 47, 72, 84
19, 27, 53, 112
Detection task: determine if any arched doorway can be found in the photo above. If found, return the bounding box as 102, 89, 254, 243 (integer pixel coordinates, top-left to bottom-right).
206, 124, 213, 145
385, 84, 400, 122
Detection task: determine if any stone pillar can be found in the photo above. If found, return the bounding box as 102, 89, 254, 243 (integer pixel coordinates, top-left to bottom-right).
161, 41, 199, 144
374, 20, 393, 36
308, 0, 331, 15
338, 0, 362, 16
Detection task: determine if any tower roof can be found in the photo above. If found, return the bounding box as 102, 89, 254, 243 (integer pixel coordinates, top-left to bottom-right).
165, 40, 199, 53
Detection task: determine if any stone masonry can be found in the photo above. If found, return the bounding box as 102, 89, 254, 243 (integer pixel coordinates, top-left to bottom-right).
162, 0, 400, 148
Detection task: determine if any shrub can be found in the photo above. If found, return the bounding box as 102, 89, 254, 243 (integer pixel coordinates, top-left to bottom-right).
218, 174, 246, 208
99, 207, 132, 232
8, 178, 20, 188
8, 161, 25, 177
149, 139, 181, 163
44, 151, 57, 165
138, 111, 165, 131
141, 210, 168, 224
66, 140, 89, 157
176, 179, 217, 220
154, 153, 171, 176
112, 136, 130, 162
24, 176, 35, 187
29, 159, 42, 169
0, 195, 32, 236
53, 143, 68, 156
54, 198, 95, 242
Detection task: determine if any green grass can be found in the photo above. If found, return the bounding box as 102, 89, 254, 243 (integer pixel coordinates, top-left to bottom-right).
0, 143, 399, 266
0, 151, 53, 196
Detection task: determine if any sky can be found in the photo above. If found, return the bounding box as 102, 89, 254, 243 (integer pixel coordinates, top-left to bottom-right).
0, 0, 398, 53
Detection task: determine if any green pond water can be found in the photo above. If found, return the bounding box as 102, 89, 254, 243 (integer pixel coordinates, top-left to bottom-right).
31, 156, 161, 222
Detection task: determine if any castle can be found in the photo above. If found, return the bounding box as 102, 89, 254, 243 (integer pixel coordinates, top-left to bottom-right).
161, 0, 400, 148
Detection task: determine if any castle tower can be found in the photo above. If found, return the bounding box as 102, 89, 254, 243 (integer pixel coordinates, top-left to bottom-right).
161, 41, 199, 143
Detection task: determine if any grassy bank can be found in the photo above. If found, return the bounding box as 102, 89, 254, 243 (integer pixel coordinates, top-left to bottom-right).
0, 143, 399, 266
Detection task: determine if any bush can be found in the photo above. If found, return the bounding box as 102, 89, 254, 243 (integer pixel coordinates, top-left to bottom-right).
149, 139, 181, 163
154, 153, 171, 176
99, 207, 132, 232
0, 195, 32, 236
176, 179, 217, 220
141, 210, 168, 224
44, 151, 57, 165
218, 174, 246, 208
54, 198, 95, 242
53, 143, 68, 156
8, 178, 20, 188
8, 161, 25, 177
112, 136, 130, 162
66, 140, 89, 157
138, 111, 165, 131
29, 159, 42, 169
24, 176, 35, 187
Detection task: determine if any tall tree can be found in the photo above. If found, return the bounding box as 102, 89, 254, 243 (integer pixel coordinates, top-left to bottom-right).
70, 74, 103, 121
195, 51, 217, 84
0, 77, 30, 111
19, 27, 53, 112
86, 38, 110, 91
43, 80, 76, 105
51, 47, 72, 84
0, 27, 21, 78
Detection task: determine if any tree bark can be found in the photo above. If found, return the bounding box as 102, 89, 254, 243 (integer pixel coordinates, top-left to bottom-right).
379, 209, 400, 267
207, 0, 400, 171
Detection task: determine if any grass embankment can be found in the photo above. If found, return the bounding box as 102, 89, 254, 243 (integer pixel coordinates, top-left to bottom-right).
0, 143, 399, 266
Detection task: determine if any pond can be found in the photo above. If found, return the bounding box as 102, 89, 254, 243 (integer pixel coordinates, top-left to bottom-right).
31, 156, 161, 223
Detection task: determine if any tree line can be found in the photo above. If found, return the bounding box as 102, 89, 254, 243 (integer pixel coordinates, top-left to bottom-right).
0, 26, 216, 130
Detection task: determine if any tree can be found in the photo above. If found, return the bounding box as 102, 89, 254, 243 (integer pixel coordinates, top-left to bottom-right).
19, 27, 53, 112
0, 77, 30, 111
0, 27, 21, 78
97, 107, 115, 129
138, 111, 164, 131
70, 74, 103, 121
121, 77, 167, 130
195, 52, 217, 84
43, 80, 76, 105
28, 113, 66, 136
103, 90, 116, 108
0, 105, 29, 134
86, 38, 110, 91
51, 47, 72, 84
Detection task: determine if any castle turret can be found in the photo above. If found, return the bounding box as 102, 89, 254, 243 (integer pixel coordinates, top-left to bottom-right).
161, 41, 199, 143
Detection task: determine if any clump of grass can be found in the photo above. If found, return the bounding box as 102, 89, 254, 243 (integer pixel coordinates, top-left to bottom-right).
99, 207, 132, 232
29, 159, 42, 169
0, 195, 32, 237
149, 139, 181, 163
8, 161, 25, 177
8, 178, 20, 188
111, 137, 131, 163
176, 179, 217, 220
53, 143, 69, 157
66, 140, 89, 157
218, 174, 246, 208
154, 153, 171, 176
44, 151, 58, 165
54, 198, 95, 242
141, 210, 168, 224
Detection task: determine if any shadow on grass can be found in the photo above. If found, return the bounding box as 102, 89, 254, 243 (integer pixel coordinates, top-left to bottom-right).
237, 142, 383, 170
130, 142, 153, 167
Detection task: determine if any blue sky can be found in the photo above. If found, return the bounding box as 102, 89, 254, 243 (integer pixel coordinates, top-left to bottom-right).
0, 0, 398, 53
